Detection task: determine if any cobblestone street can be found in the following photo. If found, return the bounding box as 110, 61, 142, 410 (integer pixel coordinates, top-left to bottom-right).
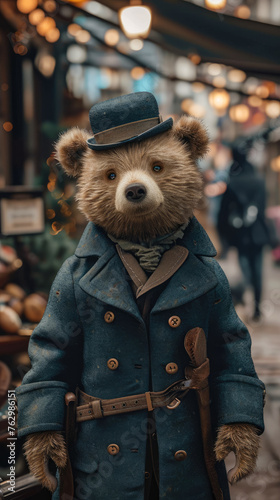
219, 249, 280, 500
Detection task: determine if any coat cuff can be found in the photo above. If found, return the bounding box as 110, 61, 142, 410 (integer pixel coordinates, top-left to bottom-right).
210, 374, 265, 433
16, 381, 69, 438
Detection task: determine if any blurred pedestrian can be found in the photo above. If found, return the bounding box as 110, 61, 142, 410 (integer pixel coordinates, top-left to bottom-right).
217, 143, 269, 319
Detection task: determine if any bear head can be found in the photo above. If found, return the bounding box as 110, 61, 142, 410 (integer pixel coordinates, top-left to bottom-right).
55, 116, 208, 242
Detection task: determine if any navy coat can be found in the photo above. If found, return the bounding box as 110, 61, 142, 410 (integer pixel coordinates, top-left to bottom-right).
16, 218, 265, 500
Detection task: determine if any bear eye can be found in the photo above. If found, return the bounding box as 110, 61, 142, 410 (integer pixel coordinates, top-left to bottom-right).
108, 171, 116, 180
153, 165, 162, 172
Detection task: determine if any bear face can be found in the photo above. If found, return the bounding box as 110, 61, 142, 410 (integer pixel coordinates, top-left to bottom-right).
55, 116, 208, 242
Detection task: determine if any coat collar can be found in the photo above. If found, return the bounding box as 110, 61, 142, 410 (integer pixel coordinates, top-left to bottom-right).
76, 217, 218, 321
75, 216, 217, 259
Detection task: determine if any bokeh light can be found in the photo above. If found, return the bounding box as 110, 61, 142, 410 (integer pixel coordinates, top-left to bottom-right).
3, 122, 13, 132
28, 9, 45, 25
104, 29, 120, 46
17, 0, 38, 14
36, 17, 56, 37
229, 104, 250, 122
119, 5, 152, 39
228, 69, 246, 83
205, 0, 227, 11
45, 28, 60, 43
209, 89, 230, 111
129, 39, 144, 51
235, 5, 251, 19
75, 30, 91, 44
130, 67, 145, 80
265, 101, 280, 119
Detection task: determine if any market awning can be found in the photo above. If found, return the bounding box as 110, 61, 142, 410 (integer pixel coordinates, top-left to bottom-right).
100, 0, 280, 81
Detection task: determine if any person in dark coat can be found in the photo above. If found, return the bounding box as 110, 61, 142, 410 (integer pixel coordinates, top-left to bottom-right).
16, 93, 265, 500
217, 145, 269, 319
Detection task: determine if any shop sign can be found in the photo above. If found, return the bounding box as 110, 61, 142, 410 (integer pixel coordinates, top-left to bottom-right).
0, 187, 45, 237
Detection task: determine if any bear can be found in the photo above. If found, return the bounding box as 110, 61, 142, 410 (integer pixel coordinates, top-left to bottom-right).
16, 92, 265, 500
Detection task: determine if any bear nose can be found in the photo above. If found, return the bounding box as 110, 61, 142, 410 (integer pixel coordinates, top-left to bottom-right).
125, 184, 147, 202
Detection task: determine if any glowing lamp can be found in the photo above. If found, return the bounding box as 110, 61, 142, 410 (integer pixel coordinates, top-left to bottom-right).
265, 101, 280, 119
119, 3, 152, 39
205, 0, 227, 10
229, 104, 250, 123
209, 89, 230, 111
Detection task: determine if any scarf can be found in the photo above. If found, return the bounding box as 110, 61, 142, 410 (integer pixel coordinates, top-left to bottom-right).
108, 223, 188, 273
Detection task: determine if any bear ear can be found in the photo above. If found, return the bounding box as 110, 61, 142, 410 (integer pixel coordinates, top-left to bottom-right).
55, 128, 91, 178
173, 115, 209, 160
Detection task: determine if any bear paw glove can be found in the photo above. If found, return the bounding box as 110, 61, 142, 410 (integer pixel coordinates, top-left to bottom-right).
23, 431, 67, 493
214, 423, 260, 484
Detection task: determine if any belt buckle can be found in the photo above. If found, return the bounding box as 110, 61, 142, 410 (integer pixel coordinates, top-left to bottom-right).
167, 398, 181, 410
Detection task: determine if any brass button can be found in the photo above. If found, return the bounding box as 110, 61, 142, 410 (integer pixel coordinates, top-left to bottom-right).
165, 362, 178, 374
174, 450, 187, 461
107, 358, 119, 370
168, 315, 181, 328
145, 472, 150, 479
107, 444, 119, 455
104, 311, 115, 323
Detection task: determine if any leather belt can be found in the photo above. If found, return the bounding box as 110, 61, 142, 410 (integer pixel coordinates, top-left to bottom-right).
76, 359, 210, 423
76, 378, 194, 423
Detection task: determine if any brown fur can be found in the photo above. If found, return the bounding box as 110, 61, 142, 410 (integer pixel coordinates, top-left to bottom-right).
55, 116, 208, 242
214, 423, 260, 484
23, 431, 67, 492
55, 128, 91, 178
173, 115, 209, 159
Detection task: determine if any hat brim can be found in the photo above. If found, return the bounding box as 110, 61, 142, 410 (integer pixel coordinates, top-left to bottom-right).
87, 118, 173, 150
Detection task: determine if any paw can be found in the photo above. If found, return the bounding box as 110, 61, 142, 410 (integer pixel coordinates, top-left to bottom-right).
23, 431, 67, 492
214, 423, 260, 484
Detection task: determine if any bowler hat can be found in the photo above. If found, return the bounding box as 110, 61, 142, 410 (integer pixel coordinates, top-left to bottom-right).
87, 92, 173, 150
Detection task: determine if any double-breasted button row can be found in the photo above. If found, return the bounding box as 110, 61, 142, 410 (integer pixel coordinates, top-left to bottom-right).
105, 311, 182, 330
107, 358, 179, 373
107, 444, 187, 461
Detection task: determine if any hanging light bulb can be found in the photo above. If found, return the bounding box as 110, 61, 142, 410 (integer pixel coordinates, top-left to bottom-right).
205, 0, 227, 10
119, 1, 152, 39
209, 89, 230, 111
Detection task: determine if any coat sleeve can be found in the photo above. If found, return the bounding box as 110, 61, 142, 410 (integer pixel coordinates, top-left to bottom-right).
206, 258, 265, 433
16, 257, 83, 438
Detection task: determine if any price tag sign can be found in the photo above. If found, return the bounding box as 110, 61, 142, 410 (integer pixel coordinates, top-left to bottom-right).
0, 187, 45, 237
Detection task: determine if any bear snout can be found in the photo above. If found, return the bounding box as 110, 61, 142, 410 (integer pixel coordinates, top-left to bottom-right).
125, 184, 147, 203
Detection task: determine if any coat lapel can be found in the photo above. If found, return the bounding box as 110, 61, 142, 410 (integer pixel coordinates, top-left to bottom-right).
151, 251, 218, 313
75, 218, 218, 318
76, 224, 144, 323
